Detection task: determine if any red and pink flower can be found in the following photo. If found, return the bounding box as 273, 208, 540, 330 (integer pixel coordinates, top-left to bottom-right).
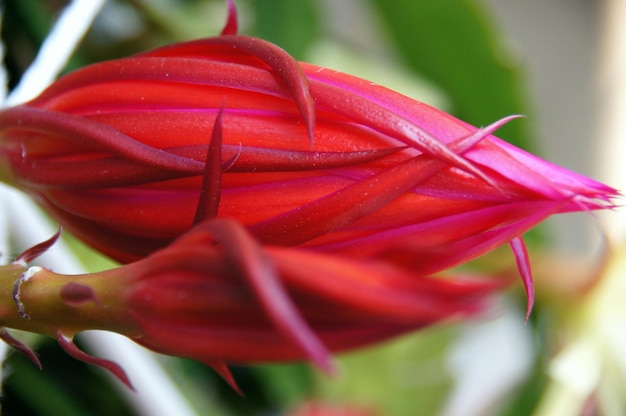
0, 16, 613, 272
0, 0, 617, 390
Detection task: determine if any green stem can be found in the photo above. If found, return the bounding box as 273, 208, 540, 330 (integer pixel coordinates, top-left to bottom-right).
0, 264, 136, 337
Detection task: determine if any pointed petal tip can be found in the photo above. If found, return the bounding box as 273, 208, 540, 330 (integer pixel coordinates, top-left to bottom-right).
200, 35, 316, 148
509, 237, 534, 322
208, 219, 336, 376
14, 226, 62, 266
220, 0, 238, 35
193, 104, 225, 224
458, 114, 527, 192
207, 361, 243, 395
56, 331, 135, 391
0, 328, 42, 369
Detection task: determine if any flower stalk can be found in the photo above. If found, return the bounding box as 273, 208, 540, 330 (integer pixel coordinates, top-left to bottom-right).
1, 262, 131, 337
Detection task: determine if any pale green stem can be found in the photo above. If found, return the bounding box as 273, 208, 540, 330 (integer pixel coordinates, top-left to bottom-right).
0, 264, 134, 337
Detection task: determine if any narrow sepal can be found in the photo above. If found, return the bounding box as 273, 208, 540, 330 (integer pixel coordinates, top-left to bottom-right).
207, 219, 335, 374
252, 115, 519, 245
0, 328, 42, 369
14, 227, 61, 266
509, 236, 534, 321
56, 330, 134, 390
220, 0, 238, 35
0, 107, 203, 174
194, 104, 225, 224
207, 361, 243, 395
203, 35, 316, 145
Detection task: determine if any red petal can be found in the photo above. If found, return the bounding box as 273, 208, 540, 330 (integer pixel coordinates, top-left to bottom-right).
194, 104, 225, 223
205, 219, 335, 374
14, 227, 61, 266
509, 237, 534, 321
206, 361, 243, 395
220, 0, 238, 36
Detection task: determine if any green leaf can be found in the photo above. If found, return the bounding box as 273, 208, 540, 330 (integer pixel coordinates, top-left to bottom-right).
368, 0, 532, 149
252, 363, 314, 408
2, 339, 133, 416
3, 355, 86, 416
314, 328, 455, 416
249, 0, 320, 60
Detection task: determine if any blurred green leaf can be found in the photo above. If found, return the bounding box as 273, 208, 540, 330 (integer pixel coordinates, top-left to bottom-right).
252, 363, 314, 408
2, 339, 133, 416
3, 355, 85, 416
369, 0, 532, 149
249, 0, 320, 60
314, 327, 454, 416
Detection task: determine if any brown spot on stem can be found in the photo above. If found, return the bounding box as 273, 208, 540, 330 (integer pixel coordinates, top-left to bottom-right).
60, 282, 101, 307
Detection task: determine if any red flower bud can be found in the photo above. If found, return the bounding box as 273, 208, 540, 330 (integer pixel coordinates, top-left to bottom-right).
0, 220, 504, 390
0, 2, 616, 291
0, 0, 617, 395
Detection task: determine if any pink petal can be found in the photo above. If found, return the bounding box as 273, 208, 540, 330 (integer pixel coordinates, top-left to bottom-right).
509, 237, 534, 321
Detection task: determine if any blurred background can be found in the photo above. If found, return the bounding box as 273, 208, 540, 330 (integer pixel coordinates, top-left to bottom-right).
1, 0, 622, 415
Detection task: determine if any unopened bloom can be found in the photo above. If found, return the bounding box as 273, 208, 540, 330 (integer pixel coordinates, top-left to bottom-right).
0, 220, 501, 390
0, 2, 616, 281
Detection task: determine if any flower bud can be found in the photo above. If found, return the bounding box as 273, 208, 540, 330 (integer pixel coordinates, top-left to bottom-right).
0, 220, 504, 390
0, 34, 614, 268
